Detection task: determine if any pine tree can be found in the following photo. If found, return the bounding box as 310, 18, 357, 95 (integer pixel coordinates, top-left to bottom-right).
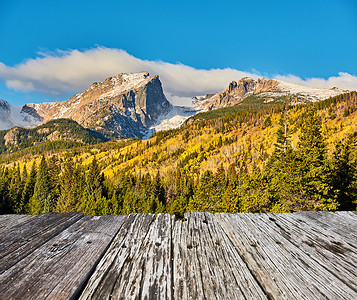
16, 165, 27, 213
83, 157, 104, 215
188, 170, 218, 212
215, 164, 227, 196
8, 165, 22, 213
153, 171, 166, 208
264, 102, 301, 212
167, 194, 188, 218
47, 155, 60, 202
239, 166, 271, 213
331, 135, 357, 210
103, 191, 121, 215
272, 98, 290, 159
21, 161, 37, 214
296, 109, 338, 211
0, 167, 11, 214
121, 188, 139, 214
56, 159, 81, 212
29, 156, 54, 214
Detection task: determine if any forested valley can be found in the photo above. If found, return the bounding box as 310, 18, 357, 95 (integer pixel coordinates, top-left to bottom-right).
0, 92, 356, 217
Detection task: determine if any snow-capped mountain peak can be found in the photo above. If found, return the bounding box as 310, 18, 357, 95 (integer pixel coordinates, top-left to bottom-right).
22, 72, 172, 139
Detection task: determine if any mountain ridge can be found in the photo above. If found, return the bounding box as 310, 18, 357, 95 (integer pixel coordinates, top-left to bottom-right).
0, 73, 351, 140
196, 77, 347, 111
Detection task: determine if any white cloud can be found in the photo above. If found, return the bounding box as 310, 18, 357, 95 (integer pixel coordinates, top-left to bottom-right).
0, 47, 258, 98
0, 47, 356, 103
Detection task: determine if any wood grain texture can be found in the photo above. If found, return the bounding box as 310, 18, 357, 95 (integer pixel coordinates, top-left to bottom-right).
266, 212, 357, 291
0, 214, 35, 234
79, 213, 158, 300
0, 212, 83, 273
291, 211, 357, 242
172, 212, 267, 300
215, 213, 357, 300
0, 215, 126, 300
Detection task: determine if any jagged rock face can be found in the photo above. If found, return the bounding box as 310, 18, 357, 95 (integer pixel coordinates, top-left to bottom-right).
27, 72, 172, 139
200, 78, 279, 110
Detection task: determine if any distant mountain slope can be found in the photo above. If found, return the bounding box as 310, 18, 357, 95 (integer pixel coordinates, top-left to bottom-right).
0, 119, 108, 154
26, 72, 172, 139
0, 99, 43, 130
197, 77, 347, 111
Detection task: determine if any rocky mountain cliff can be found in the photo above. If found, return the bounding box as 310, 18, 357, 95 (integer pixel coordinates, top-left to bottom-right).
26, 72, 172, 139
197, 77, 347, 111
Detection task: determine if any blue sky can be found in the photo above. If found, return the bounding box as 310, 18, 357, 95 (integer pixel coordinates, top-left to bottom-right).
0, 0, 356, 105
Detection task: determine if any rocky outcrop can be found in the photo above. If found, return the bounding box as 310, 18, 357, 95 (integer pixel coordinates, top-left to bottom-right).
3, 127, 20, 146
27, 72, 172, 139
199, 78, 279, 110
198, 77, 347, 111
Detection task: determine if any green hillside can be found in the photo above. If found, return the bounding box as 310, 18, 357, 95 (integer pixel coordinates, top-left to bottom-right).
0, 119, 108, 155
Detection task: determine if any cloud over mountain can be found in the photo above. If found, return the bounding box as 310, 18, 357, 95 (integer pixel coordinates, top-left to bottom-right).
275, 72, 357, 92
0, 47, 356, 99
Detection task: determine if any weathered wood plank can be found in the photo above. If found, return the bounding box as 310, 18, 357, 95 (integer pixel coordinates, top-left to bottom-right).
0, 212, 355, 300
0, 214, 35, 234
136, 213, 173, 299
172, 212, 267, 300
79, 213, 157, 300
291, 211, 357, 242
0, 212, 83, 273
215, 213, 357, 300
0, 214, 126, 300
253, 213, 357, 292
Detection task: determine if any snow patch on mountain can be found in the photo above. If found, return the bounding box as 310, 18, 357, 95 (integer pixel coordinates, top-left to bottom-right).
276, 80, 346, 101
98, 72, 151, 100
150, 106, 198, 133
164, 93, 199, 107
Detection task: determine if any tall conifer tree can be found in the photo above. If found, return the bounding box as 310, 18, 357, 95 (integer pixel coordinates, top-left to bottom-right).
21, 161, 37, 214
29, 156, 54, 214
296, 109, 338, 210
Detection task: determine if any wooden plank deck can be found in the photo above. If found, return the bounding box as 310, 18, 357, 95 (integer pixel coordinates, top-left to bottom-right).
0, 212, 356, 299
